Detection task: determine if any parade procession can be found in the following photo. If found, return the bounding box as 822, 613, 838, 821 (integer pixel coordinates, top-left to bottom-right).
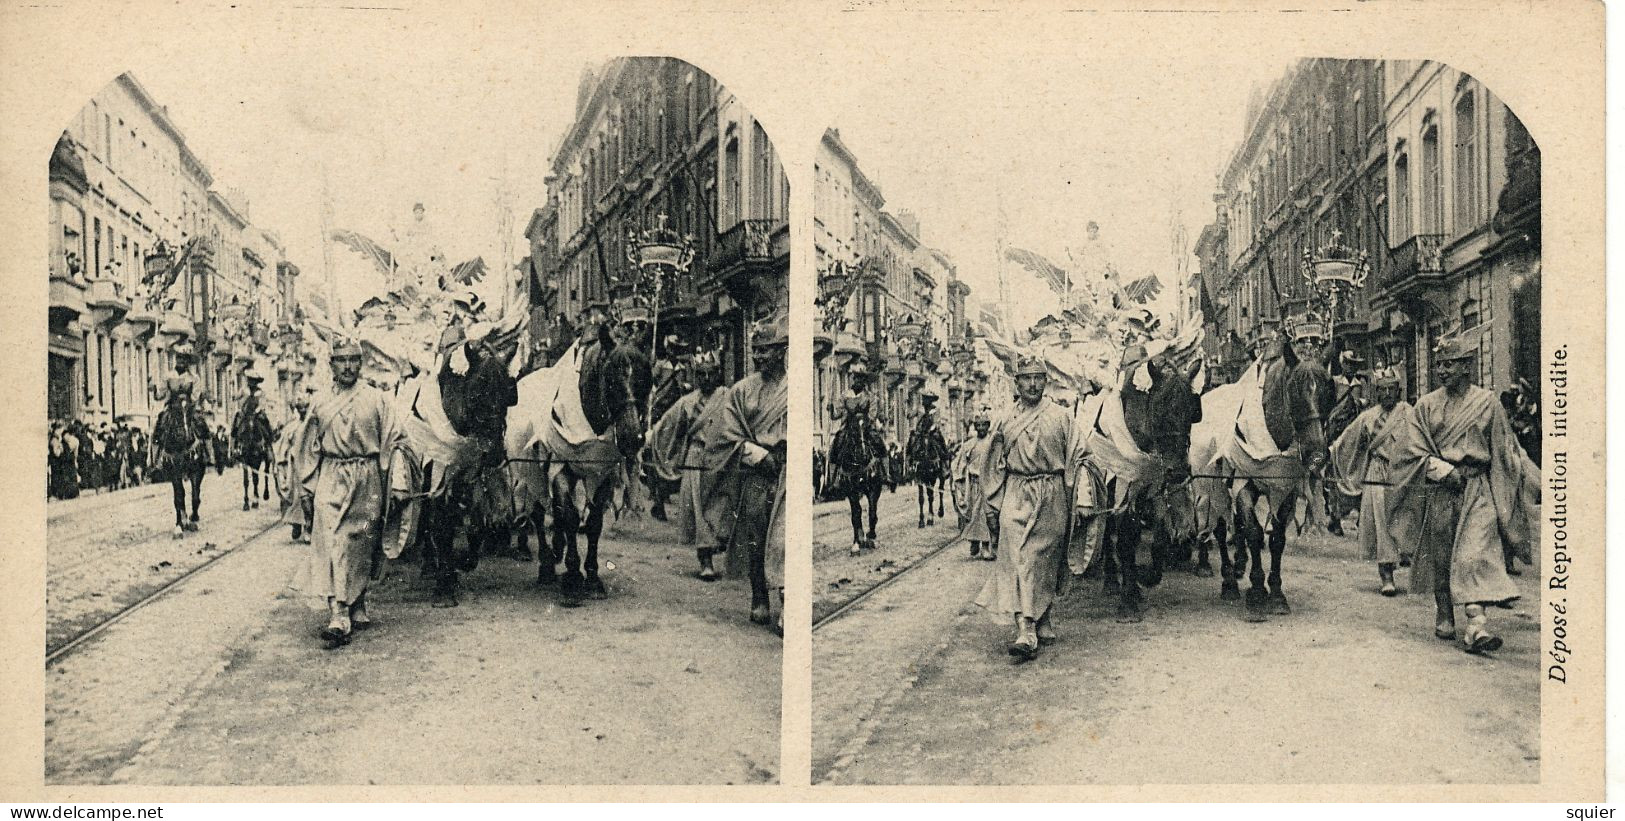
812, 57, 1544, 786
46, 57, 786, 785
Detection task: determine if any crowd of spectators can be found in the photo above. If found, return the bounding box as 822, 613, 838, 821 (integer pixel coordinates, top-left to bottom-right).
47, 419, 239, 500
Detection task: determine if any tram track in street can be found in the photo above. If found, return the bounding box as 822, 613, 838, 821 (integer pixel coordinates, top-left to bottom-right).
812, 529, 964, 632
46, 518, 282, 666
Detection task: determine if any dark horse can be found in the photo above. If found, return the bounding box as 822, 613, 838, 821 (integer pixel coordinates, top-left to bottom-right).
1101, 360, 1204, 622
232, 393, 275, 510
151, 392, 212, 535
1222, 344, 1332, 621
417, 337, 521, 608
538, 324, 652, 606
906, 412, 951, 528
826, 403, 888, 555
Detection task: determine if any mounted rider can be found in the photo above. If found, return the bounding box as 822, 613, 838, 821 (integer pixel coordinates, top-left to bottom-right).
825, 361, 890, 555
232, 373, 275, 510
150, 341, 212, 534
907, 389, 953, 527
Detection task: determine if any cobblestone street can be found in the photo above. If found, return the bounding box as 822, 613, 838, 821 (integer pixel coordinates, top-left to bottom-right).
47, 492, 781, 785
813, 502, 1542, 785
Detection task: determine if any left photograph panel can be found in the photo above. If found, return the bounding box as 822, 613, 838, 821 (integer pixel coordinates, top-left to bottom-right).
44, 56, 787, 785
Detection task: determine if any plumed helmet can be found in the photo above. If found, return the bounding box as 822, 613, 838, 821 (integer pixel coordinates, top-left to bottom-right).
751, 310, 788, 348
330, 335, 364, 358
1014, 354, 1047, 376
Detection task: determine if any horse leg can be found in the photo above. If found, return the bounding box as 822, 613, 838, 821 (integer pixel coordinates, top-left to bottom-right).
533, 501, 557, 586
1100, 518, 1122, 594
936, 477, 945, 519
1114, 511, 1143, 622
424, 496, 460, 608
552, 477, 584, 604
241, 463, 251, 510
1239, 499, 1268, 622
866, 486, 880, 544
188, 466, 203, 525
583, 483, 610, 599
170, 473, 186, 535
1140, 502, 1166, 588
916, 483, 926, 528
1267, 496, 1291, 614
847, 493, 864, 554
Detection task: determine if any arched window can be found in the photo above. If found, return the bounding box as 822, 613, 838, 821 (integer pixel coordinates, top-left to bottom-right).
1454, 86, 1480, 232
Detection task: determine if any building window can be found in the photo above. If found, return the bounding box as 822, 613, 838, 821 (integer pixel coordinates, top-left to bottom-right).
751, 121, 773, 219
723, 133, 741, 226
1392, 150, 1411, 240
1454, 88, 1480, 233
1420, 124, 1443, 234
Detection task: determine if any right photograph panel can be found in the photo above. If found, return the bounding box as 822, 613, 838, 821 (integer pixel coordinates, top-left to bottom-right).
810, 58, 1542, 785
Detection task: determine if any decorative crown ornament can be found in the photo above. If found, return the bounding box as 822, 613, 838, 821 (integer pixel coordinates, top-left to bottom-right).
1288, 310, 1328, 342
1301, 230, 1371, 290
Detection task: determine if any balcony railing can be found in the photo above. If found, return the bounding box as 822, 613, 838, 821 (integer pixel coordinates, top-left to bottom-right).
710, 219, 783, 272
1381, 233, 1445, 291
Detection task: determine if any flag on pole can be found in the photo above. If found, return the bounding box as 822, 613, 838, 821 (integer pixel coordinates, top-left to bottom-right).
329, 229, 397, 278
448, 256, 488, 286
1004, 247, 1071, 295
1123, 274, 1164, 304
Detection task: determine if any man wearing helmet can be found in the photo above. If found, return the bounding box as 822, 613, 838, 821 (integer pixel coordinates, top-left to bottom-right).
1383, 335, 1537, 654
648, 349, 731, 580
706, 311, 788, 632
974, 354, 1076, 661
1329, 368, 1413, 596
954, 409, 997, 560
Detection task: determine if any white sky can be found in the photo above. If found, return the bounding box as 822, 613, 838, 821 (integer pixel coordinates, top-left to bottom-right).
109, 37, 1293, 331
127, 36, 593, 315
831, 52, 1294, 332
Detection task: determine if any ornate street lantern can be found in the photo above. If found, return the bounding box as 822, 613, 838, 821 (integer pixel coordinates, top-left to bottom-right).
1302, 229, 1371, 349
817, 258, 863, 335
217, 296, 250, 323
625, 213, 696, 422
142, 240, 176, 285
893, 315, 924, 341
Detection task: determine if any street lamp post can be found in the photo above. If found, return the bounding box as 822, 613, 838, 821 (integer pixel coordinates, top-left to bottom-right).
625, 213, 695, 424
1301, 229, 1371, 354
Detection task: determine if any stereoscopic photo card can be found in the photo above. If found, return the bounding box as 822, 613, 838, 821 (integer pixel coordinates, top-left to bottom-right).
0, 0, 1606, 804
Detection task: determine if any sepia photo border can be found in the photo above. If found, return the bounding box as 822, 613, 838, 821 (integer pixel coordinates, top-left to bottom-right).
0, 0, 1605, 802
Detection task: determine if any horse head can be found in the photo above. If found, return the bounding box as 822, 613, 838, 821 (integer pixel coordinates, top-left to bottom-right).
439, 341, 521, 463
1127, 362, 1203, 480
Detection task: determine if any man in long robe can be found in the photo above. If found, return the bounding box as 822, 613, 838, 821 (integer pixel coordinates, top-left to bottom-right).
1384, 337, 1537, 654
276, 390, 315, 542
953, 411, 996, 559
974, 354, 1076, 661
292, 337, 402, 645
648, 352, 730, 579
705, 314, 788, 632
1329, 369, 1412, 596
